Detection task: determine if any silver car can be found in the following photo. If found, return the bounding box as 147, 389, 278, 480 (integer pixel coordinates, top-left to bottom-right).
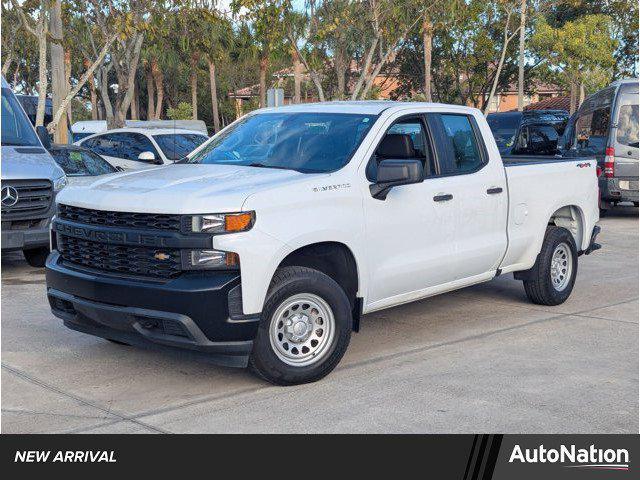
1, 76, 67, 266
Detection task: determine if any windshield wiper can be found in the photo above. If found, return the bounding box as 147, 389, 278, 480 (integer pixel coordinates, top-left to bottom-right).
248, 162, 298, 171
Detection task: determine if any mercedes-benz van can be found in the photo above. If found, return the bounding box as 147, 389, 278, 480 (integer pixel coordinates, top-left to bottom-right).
1, 76, 67, 266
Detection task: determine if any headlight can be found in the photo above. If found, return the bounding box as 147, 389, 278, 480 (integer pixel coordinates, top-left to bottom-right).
186, 249, 239, 270
53, 176, 67, 192
189, 211, 255, 234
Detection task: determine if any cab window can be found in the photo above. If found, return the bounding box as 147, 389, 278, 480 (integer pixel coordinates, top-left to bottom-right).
435, 114, 485, 174
367, 117, 432, 181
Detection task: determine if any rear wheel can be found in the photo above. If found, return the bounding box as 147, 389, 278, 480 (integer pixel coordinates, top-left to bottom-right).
23, 247, 49, 268
249, 266, 352, 386
523, 227, 578, 306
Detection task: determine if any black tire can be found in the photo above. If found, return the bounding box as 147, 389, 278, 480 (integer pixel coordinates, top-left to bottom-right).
523, 226, 578, 306
249, 266, 352, 386
23, 247, 50, 268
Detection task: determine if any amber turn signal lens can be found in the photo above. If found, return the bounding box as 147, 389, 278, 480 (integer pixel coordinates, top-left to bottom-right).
224, 212, 254, 232
225, 252, 240, 267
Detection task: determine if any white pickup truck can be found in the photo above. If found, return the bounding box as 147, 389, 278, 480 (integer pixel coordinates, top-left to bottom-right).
45, 102, 601, 385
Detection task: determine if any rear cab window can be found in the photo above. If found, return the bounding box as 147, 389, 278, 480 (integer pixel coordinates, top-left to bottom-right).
428, 114, 487, 175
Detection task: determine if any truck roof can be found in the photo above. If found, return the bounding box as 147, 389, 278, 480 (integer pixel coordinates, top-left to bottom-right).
256, 100, 475, 116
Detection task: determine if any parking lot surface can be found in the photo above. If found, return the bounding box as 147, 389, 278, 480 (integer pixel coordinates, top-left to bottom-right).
2, 208, 638, 433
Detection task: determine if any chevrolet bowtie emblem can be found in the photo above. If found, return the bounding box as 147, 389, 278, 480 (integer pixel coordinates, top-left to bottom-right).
1, 186, 19, 207
154, 252, 171, 261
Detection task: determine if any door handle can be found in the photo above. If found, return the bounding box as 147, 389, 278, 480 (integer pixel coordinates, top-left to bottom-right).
433, 193, 453, 202
486, 187, 503, 195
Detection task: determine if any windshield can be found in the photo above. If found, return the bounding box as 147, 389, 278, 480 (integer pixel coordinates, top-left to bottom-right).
187, 112, 376, 173
153, 133, 208, 161
50, 149, 117, 176
1, 87, 41, 147
487, 113, 521, 151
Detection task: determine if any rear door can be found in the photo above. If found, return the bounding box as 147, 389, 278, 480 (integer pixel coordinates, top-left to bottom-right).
612, 92, 639, 183
426, 112, 509, 280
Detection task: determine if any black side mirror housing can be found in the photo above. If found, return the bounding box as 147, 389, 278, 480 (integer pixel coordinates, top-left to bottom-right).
370, 159, 424, 200
36, 125, 51, 150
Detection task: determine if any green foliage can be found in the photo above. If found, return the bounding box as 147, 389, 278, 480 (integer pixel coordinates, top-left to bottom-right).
167, 101, 193, 120
531, 13, 617, 87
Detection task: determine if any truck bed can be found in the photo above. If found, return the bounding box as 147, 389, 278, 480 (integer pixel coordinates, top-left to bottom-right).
502, 155, 595, 166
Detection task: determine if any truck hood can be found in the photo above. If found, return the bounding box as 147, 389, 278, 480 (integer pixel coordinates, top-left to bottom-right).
55, 163, 314, 213
1, 146, 65, 180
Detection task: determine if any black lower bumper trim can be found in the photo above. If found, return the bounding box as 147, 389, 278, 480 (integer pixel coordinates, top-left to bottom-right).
46, 251, 260, 367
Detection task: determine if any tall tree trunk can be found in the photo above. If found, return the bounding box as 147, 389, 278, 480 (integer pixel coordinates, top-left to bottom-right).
35, 31, 48, 127
113, 33, 144, 128
292, 50, 302, 104
484, 11, 517, 115
65, 49, 72, 127
517, 0, 527, 111
190, 53, 199, 120
90, 80, 98, 120
422, 16, 433, 101
334, 50, 347, 100
130, 79, 139, 120
259, 54, 268, 108
207, 57, 220, 132
2, 52, 14, 77
50, 0, 67, 142
47, 32, 117, 133
145, 64, 155, 120
151, 58, 163, 119
569, 80, 578, 114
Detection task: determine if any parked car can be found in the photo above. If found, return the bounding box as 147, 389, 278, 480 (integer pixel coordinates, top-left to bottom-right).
46, 101, 600, 385
561, 79, 639, 212
1, 76, 67, 267
75, 127, 208, 170
487, 110, 569, 156
71, 119, 209, 142
48, 144, 121, 186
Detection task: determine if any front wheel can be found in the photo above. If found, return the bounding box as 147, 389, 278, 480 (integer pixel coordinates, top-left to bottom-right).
523, 226, 578, 306
249, 266, 352, 386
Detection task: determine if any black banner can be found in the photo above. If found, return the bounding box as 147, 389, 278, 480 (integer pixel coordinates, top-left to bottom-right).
1, 434, 638, 478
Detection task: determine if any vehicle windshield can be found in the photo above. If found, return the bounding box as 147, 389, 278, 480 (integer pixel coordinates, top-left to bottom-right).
153, 133, 208, 161
50, 149, 117, 176
487, 113, 521, 151
1, 87, 41, 147
187, 112, 376, 173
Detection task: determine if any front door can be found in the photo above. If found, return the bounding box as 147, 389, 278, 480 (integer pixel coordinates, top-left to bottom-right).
362, 115, 457, 309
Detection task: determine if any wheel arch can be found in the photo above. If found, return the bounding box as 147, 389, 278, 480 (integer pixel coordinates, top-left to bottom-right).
547, 204, 585, 251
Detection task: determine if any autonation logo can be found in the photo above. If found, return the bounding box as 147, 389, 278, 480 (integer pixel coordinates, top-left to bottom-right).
509, 444, 630, 471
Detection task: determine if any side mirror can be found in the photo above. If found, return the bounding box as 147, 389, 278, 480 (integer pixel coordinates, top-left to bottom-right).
36, 125, 51, 149
370, 159, 424, 200
138, 151, 162, 164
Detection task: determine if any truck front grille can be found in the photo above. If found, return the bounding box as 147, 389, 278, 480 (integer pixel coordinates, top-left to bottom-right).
1, 180, 53, 220
58, 204, 182, 232
57, 234, 181, 279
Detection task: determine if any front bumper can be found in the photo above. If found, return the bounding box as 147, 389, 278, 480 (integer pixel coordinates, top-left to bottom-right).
45, 251, 260, 367
1, 223, 50, 251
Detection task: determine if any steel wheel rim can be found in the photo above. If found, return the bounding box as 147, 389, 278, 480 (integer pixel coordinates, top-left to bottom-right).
269, 293, 335, 367
550, 242, 572, 291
